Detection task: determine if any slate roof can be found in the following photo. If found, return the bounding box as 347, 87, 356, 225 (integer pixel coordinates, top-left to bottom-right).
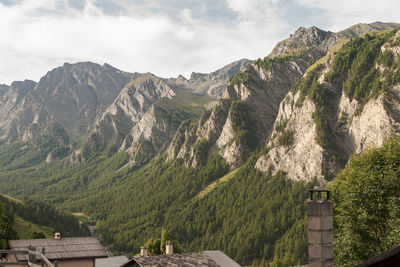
96, 255, 129, 267
8, 237, 107, 261
122, 250, 241, 267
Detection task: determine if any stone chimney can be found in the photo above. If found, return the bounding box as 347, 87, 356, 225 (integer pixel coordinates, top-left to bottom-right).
54, 232, 61, 240
307, 186, 334, 267
140, 246, 148, 256
166, 241, 173, 254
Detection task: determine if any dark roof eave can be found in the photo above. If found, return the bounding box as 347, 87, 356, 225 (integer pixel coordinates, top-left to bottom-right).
356, 246, 400, 267
16, 255, 108, 262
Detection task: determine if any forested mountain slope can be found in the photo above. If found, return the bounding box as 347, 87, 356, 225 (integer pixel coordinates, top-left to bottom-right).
0, 195, 89, 238
0, 22, 399, 266
256, 28, 400, 182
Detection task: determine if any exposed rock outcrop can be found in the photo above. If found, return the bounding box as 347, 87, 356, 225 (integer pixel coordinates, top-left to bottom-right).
1, 62, 139, 143
256, 28, 400, 182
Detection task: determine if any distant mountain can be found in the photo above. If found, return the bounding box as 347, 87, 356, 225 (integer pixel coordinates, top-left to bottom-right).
0, 60, 246, 163
167, 59, 251, 98
0, 62, 140, 144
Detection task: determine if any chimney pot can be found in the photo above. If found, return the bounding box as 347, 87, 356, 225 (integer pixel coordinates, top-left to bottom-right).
54, 232, 61, 240
309, 186, 331, 201
166, 241, 173, 254
140, 246, 148, 256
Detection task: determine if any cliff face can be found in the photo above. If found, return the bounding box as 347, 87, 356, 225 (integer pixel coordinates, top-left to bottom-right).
167, 26, 331, 168
0, 62, 139, 143
255, 28, 400, 182
0, 80, 36, 136
79, 73, 176, 161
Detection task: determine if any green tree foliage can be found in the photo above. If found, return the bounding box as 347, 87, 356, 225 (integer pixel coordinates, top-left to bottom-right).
325, 30, 400, 105
230, 71, 250, 85
229, 100, 257, 150
0, 196, 89, 237
332, 137, 400, 266
0, 200, 18, 249
193, 139, 209, 165
278, 129, 294, 147
31, 231, 46, 239
144, 229, 182, 255
255, 48, 311, 70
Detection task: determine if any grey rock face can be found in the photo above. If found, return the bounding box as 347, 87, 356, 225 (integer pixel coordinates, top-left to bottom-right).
0, 80, 36, 135
87, 73, 175, 152
269, 26, 333, 58
255, 91, 325, 182
1, 62, 139, 142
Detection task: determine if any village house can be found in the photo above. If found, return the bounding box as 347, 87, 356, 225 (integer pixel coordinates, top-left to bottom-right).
6, 233, 107, 267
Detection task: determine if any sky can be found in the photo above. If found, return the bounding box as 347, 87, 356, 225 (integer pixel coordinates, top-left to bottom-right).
0, 0, 399, 84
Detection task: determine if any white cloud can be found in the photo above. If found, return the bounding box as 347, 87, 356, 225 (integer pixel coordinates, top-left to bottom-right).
0, 0, 399, 85
295, 0, 400, 31
226, 0, 279, 22
0, 0, 286, 84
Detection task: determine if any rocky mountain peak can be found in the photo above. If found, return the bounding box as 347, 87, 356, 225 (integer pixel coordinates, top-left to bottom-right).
9, 80, 36, 94
0, 84, 9, 97
0, 62, 140, 142
177, 74, 189, 83
269, 26, 333, 58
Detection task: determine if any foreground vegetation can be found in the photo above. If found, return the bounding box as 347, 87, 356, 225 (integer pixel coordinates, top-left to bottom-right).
332, 137, 400, 266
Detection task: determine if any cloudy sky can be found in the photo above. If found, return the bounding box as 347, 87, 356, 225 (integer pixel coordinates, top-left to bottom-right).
0, 0, 399, 84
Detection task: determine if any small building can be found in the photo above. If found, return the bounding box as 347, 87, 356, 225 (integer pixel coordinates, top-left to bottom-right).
7, 235, 107, 267
121, 250, 241, 267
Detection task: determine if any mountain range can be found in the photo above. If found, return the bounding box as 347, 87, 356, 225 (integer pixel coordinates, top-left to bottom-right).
0, 21, 399, 266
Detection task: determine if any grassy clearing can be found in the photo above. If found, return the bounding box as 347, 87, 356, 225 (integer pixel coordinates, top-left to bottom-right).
71, 212, 90, 219
307, 38, 349, 73
194, 168, 241, 200
160, 87, 217, 116
13, 215, 53, 239
71, 212, 94, 224
0, 193, 22, 204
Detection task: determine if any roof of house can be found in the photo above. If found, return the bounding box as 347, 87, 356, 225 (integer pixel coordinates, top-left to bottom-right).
121, 250, 241, 267
8, 237, 107, 261
356, 246, 400, 267
96, 255, 129, 267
